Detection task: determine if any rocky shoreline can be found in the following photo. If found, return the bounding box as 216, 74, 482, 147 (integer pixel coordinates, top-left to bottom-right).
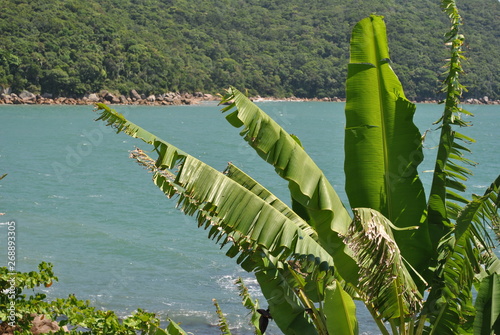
0, 89, 219, 106
0, 88, 499, 106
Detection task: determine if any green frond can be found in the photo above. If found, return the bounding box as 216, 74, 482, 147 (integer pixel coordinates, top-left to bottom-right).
345, 208, 423, 321
220, 87, 350, 232
423, 175, 500, 334
446, 190, 470, 205
455, 176, 500, 245
427, 0, 476, 245
480, 178, 499, 239
95, 103, 339, 334
134, 148, 334, 272
213, 299, 232, 335
235, 277, 264, 335
224, 163, 319, 242
220, 87, 359, 284
474, 273, 500, 335
324, 280, 359, 335
165, 319, 189, 335
250, 251, 331, 335
422, 228, 476, 334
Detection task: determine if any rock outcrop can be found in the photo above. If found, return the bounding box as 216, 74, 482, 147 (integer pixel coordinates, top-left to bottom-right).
0, 90, 220, 105
0, 314, 68, 335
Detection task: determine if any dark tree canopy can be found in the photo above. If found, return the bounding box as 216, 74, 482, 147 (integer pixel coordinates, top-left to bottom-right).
0, 0, 499, 100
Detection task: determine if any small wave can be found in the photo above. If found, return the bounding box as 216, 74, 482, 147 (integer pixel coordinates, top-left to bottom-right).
473, 184, 488, 189
216, 275, 239, 292
87, 194, 103, 198
48, 195, 68, 199
215, 274, 263, 297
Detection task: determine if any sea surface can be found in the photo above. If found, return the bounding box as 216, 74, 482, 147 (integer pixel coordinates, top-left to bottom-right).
1, 102, 499, 334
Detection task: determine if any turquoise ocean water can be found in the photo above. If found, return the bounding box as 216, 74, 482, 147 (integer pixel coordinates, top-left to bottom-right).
0, 102, 498, 334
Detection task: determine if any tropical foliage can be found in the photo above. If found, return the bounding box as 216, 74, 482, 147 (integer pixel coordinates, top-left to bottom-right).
93, 1, 499, 334
0, 262, 190, 334
1, 0, 499, 100
1, 261, 269, 334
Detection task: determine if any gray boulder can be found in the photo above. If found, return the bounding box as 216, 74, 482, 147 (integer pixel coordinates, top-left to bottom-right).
130, 89, 141, 101
86, 93, 100, 102
103, 92, 120, 104
19, 90, 36, 101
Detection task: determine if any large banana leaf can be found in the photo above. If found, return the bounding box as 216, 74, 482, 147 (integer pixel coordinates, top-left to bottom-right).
344, 15, 431, 274
94, 103, 340, 334
220, 88, 359, 285
324, 280, 358, 335
254, 255, 320, 335
474, 273, 500, 335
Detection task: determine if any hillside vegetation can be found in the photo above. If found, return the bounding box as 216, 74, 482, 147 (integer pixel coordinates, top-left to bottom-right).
0, 0, 499, 100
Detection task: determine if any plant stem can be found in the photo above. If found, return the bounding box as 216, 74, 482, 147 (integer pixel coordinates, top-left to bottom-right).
414, 313, 427, 335
408, 314, 416, 334
396, 275, 407, 335
296, 288, 329, 335
365, 303, 391, 335
389, 320, 399, 335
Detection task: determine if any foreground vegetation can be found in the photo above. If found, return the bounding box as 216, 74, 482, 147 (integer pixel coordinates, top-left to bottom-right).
1, 0, 499, 100
92, 1, 499, 334
1, 261, 273, 334
0, 262, 186, 334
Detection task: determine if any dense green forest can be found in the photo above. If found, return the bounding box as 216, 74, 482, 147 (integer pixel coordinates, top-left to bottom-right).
0, 0, 499, 100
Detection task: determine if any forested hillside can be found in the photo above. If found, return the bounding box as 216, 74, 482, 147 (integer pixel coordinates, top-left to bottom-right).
0, 0, 499, 100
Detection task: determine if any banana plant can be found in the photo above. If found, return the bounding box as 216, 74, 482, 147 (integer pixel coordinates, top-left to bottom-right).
93, 1, 499, 334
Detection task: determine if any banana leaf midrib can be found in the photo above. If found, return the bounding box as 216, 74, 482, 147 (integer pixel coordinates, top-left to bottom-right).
225, 163, 320, 241
372, 19, 394, 223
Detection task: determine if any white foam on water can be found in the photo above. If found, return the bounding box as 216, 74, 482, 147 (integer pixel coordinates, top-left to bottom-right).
48, 195, 68, 199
